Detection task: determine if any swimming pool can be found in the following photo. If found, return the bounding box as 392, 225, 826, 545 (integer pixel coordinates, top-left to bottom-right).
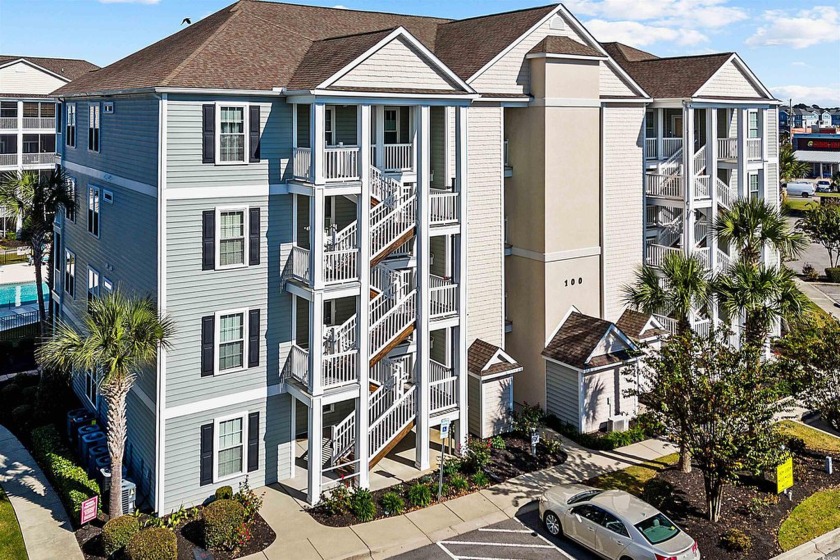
0, 282, 49, 308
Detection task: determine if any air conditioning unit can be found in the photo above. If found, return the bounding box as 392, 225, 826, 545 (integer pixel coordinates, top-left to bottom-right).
76, 424, 100, 455
608, 415, 630, 433
80, 430, 106, 461
67, 409, 94, 446
86, 444, 109, 475
121, 479, 137, 515
97, 463, 128, 493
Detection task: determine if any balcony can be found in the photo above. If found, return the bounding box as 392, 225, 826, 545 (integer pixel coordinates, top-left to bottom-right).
718, 138, 737, 160
22, 117, 55, 130
646, 241, 682, 268
645, 137, 683, 160
22, 152, 56, 166
281, 244, 359, 288
645, 173, 683, 199
430, 275, 458, 319
0, 154, 17, 167
292, 145, 361, 183
0, 118, 16, 130
372, 143, 413, 172
430, 190, 459, 226
281, 344, 359, 394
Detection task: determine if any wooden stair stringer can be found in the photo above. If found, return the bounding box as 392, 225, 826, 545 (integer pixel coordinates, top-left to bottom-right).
369, 323, 415, 368
371, 227, 416, 267
369, 420, 415, 469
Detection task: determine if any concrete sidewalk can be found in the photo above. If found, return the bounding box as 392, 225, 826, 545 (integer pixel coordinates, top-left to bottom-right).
245, 437, 677, 560
797, 279, 840, 320
772, 526, 840, 560
0, 424, 83, 560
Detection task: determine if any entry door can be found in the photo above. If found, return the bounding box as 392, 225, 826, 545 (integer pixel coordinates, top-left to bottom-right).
670, 114, 683, 138
596, 511, 633, 560
384, 108, 399, 144
568, 505, 603, 550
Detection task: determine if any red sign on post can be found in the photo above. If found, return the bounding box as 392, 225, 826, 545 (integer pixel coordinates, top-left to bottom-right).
80, 495, 98, 524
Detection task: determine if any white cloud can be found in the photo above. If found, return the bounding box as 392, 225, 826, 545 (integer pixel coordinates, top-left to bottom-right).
771, 84, 840, 107
791, 61, 811, 68
747, 6, 839, 49
98, 0, 161, 4
566, 0, 746, 28
584, 19, 708, 47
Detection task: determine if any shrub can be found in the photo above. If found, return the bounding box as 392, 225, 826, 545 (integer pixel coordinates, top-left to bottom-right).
321, 484, 351, 516
786, 436, 807, 455
826, 267, 840, 283
449, 473, 469, 493
462, 438, 491, 473
10, 404, 33, 428
747, 494, 779, 518
0, 383, 20, 408
407, 483, 431, 508
720, 528, 752, 552
472, 472, 489, 487
542, 437, 562, 456
442, 458, 461, 477
233, 476, 263, 523
512, 403, 545, 435
380, 492, 405, 516
350, 488, 376, 522
214, 486, 233, 501
802, 263, 819, 281
102, 515, 141, 556
490, 435, 506, 450
20, 385, 37, 403
203, 499, 245, 550
545, 414, 650, 451
125, 527, 177, 560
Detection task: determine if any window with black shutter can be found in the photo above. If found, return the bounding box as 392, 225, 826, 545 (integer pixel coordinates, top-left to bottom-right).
249, 208, 260, 265
199, 423, 214, 486
248, 309, 260, 368
202, 104, 215, 164
249, 106, 260, 163
247, 412, 259, 472
202, 210, 215, 270
201, 316, 214, 376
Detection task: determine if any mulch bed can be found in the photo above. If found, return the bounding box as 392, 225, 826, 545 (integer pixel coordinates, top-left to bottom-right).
621, 450, 840, 560
76, 512, 276, 560
310, 432, 567, 527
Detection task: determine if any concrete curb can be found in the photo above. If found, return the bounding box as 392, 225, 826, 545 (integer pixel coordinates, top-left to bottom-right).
772, 526, 840, 560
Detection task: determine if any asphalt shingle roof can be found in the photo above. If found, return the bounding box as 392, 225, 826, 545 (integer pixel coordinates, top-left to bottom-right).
0, 55, 98, 82
528, 36, 603, 58
468, 339, 522, 377
542, 312, 635, 370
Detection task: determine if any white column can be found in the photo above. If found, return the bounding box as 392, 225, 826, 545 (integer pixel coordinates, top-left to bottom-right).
737, 109, 748, 198
453, 105, 469, 452
374, 105, 385, 169
311, 188, 325, 290
311, 103, 325, 184
309, 291, 324, 395
707, 109, 718, 275
683, 106, 695, 253
415, 105, 431, 470
306, 399, 323, 505
356, 104, 372, 488
17, 100, 23, 172
290, 395, 297, 479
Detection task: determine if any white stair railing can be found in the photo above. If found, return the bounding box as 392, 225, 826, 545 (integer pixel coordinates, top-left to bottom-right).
662, 138, 682, 159
370, 289, 416, 357
322, 349, 358, 388
716, 177, 734, 209
324, 315, 356, 354
658, 145, 683, 174
327, 221, 357, 251
330, 411, 356, 466
371, 194, 417, 259
693, 145, 706, 175
430, 376, 458, 414
370, 167, 402, 204
369, 385, 416, 459
372, 354, 412, 386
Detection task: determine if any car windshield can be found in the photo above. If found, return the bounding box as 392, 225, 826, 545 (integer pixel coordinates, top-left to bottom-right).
567, 490, 604, 505
634, 513, 680, 545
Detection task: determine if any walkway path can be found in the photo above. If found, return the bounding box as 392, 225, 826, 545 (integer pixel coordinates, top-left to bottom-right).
796, 279, 840, 320
0, 425, 83, 560
244, 436, 677, 560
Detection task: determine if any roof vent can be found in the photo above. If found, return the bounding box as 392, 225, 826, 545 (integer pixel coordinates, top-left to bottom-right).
549, 15, 565, 31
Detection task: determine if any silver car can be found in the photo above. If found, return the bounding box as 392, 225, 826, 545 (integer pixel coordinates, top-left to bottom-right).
539, 484, 700, 560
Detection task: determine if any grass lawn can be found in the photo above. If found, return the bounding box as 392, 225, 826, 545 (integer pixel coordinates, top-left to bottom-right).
587, 453, 680, 496
776, 420, 840, 454
783, 193, 840, 213
778, 488, 840, 551
0, 485, 28, 560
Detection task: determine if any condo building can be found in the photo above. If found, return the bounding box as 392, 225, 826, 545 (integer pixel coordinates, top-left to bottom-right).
49, 0, 779, 511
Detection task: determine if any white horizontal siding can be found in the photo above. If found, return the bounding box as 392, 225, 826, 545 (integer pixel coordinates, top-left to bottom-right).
697, 61, 764, 98
582, 367, 617, 433
599, 63, 637, 97
0, 61, 66, 95
545, 361, 579, 429
482, 377, 512, 437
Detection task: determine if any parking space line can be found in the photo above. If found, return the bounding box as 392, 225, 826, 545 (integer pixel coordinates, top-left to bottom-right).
511, 517, 577, 560
440, 541, 555, 549
478, 528, 534, 534
436, 542, 459, 559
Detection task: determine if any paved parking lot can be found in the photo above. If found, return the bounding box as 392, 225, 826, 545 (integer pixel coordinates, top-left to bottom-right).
394, 509, 598, 560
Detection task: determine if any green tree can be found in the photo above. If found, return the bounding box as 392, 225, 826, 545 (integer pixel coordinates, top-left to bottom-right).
0, 169, 74, 335
714, 263, 812, 347
623, 251, 710, 472
36, 291, 173, 517
796, 203, 840, 268
714, 198, 807, 266
641, 331, 787, 522
779, 143, 810, 184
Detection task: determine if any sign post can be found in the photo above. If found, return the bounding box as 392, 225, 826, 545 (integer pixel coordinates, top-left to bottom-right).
80, 495, 98, 525
438, 418, 450, 501
530, 430, 540, 456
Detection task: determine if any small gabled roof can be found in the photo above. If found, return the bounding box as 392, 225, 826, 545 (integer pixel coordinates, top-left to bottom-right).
0, 55, 99, 82
527, 36, 604, 58
616, 309, 665, 342
542, 311, 638, 370
468, 340, 522, 377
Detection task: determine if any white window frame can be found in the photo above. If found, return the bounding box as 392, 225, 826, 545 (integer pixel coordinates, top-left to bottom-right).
65, 177, 76, 222
84, 368, 100, 408
214, 308, 249, 375
213, 411, 249, 483
64, 249, 76, 298
66, 103, 76, 148
325, 105, 337, 146
88, 103, 100, 152
384, 107, 400, 144
102, 276, 113, 295
748, 172, 761, 200
215, 206, 249, 270
88, 266, 100, 306
88, 185, 100, 238
748, 110, 759, 139
215, 103, 249, 165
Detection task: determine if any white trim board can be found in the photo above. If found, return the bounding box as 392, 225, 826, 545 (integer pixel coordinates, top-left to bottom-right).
0, 58, 72, 84
510, 245, 601, 262
164, 383, 283, 419
164, 183, 288, 200
61, 160, 157, 198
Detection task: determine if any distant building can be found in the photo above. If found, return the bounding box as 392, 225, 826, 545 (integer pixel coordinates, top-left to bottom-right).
793, 133, 840, 177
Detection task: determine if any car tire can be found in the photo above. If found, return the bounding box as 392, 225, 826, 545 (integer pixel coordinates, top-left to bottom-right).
802, 192, 810, 198
619, 556, 635, 560
543, 511, 562, 537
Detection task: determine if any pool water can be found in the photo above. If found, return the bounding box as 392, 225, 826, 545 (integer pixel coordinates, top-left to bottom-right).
0, 282, 49, 308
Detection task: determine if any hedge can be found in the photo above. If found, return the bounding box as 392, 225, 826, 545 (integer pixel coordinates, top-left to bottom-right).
826, 267, 840, 283
203, 498, 245, 549
545, 414, 659, 451
102, 515, 141, 556
30, 424, 100, 522
126, 527, 177, 560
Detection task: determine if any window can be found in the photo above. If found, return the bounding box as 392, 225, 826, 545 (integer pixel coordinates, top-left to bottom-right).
88, 103, 100, 152
634, 513, 681, 545
749, 173, 760, 199
216, 209, 246, 268
748, 110, 759, 139
568, 490, 604, 505
645, 110, 655, 139
65, 178, 76, 222
1, 101, 17, 119
325, 106, 336, 145
570, 505, 605, 525
217, 310, 247, 373
66, 103, 76, 147
215, 414, 246, 480
88, 267, 100, 308
601, 511, 629, 538
102, 277, 113, 295
88, 186, 100, 237
217, 105, 246, 163
64, 249, 75, 297
52, 232, 61, 292
384, 108, 399, 144
84, 368, 100, 407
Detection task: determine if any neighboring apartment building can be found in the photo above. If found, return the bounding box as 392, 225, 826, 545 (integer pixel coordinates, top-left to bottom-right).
0, 55, 98, 232
51, 0, 779, 512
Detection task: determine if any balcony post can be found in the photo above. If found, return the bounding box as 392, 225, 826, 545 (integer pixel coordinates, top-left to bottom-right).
415, 104, 431, 470
737, 109, 748, 198
310, 188, 325, 289
356, 103, 372, 488
683, 105, 695, 252
707, 108, 719, 281
311, 103, 326, 184
374, 105, 385, 169
656, 108, 663, 161
306, 399, 323, 505
16, 101, 23, 173
454, 105, 469, 451
309, 291, 324, 395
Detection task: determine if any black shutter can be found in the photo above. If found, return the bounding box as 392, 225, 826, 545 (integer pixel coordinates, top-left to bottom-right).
201, 316, 214, 377
200, 423, 214, 486
247, 412, 259, 472
249, 105, 260, 163
248, 309, 260, 368
202, 104, 215, 164
202, 211, 215, 271
248, 207, 260, 266
56, 104, 62, 133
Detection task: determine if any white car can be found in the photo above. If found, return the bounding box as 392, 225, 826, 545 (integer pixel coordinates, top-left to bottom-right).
539, 484, 700, 560
786, 182, 816, 198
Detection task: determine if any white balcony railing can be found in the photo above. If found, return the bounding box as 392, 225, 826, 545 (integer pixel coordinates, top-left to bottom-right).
324, 146, 359, 181
0, 118, 17, 130
283, 344, 310, 387
384, 143, 412, 172
430, 275, 457, 319
645, 173, 683, 199
323, 248, 358, 284
293, 147, 311, 180
662, 138, 682, 159
430, 376, 457, 414
747, 138, 761, 160
430, 359, 453, 382
693, 176, 711, 200
646, 242, 681, 268
717, 249, 732, 271
323, 350, 358, 389
0, 154, 17, 167
694, 221, 710, 244
695, 247, 710, 270
430, 191, 459, 225
653, 314, 679, 334
283, 246, 311, 284
22, 117, 55, 129
718, 138, 737, 160
22, 153, 55, 166
644, 138, 657, 159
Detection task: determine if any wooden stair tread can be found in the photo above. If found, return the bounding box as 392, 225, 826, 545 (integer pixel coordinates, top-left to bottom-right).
370, 420, 415, 469
369, 323, 415, 367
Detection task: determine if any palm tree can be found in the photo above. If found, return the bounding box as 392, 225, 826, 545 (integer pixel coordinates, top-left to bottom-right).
713, 198, 807, 266
623, 251, 711, 473
779, 142, 810, 184
36, 291, 173, 517
0, 169, 74, 335
714, 263, 812, 348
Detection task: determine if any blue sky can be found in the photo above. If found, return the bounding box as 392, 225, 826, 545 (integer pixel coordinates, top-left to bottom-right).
1, 0, 838, 105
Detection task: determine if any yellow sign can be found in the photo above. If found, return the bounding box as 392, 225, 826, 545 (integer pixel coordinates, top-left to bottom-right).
777, 456, 794, 494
